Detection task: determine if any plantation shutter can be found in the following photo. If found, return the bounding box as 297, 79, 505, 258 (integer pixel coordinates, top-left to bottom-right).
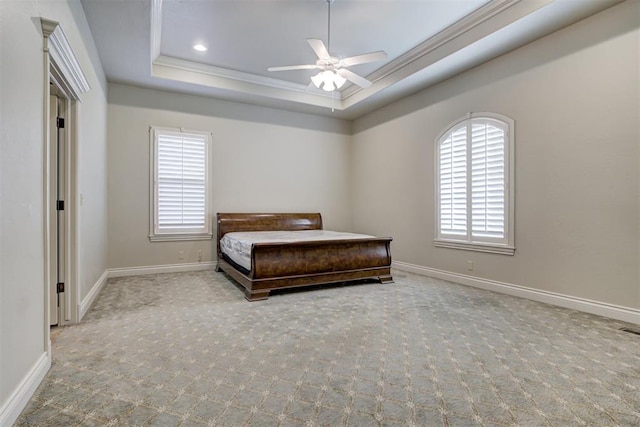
471, 120, 506, 239
156, 131, 207, 232
439, 125, 468, 236
436, 113, 513, 253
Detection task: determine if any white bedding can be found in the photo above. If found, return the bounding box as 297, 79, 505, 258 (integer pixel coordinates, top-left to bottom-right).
220, 230, 374, 271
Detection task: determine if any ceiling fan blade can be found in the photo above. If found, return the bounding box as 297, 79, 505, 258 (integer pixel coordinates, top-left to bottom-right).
307, 38, 330, 60
340, 51, 388, 67
337, 68, 372, 88
267, 64, 318, 72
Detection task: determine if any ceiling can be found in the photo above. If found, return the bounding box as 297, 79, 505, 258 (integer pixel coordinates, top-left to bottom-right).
80, 0, 623, 120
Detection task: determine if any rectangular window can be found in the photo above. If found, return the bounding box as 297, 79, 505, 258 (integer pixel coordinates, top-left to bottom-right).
435, 113, 514, 255
150, 126, 212, 241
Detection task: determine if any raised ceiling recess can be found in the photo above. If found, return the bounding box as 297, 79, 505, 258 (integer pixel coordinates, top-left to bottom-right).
81, 0, 625, 118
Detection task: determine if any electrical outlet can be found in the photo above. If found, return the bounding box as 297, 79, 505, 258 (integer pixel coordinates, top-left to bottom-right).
467, 260, 473, 271
197, 250, 203, 262
178, 251, 184, 260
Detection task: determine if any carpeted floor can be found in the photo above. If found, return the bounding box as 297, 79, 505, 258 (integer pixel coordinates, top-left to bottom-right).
15, 270, 640, 426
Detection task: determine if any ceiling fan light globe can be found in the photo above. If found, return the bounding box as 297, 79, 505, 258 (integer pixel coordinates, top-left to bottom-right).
310, 70, 345, 91
310, 72, 324, 88
321, 70, 336, 91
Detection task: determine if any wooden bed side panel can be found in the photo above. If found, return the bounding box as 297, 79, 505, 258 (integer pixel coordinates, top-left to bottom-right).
251, 238, 392, 279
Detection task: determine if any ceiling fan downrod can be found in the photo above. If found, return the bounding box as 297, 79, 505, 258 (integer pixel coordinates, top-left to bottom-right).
266, 0, 386, 92
326, 0, 334, 53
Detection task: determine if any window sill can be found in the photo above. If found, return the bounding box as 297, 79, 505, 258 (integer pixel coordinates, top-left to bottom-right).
434, 239, 515, 255
149, 233, 213, 242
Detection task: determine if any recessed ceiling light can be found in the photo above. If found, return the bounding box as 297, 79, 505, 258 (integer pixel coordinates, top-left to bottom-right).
193, 44, 207, 52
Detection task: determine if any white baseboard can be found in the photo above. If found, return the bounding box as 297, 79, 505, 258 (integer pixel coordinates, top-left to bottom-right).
78, 263, 217, 322
108, 261, 216, 278
0, 352, 51, 427
79, 269, 108, 321
392, 261, 640, 325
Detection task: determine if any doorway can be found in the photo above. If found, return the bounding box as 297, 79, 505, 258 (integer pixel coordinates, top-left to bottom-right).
41, 17, 89, 356
49, 88, 67, 326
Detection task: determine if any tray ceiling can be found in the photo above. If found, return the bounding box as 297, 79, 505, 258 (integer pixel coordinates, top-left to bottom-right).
81, 0, 624, 119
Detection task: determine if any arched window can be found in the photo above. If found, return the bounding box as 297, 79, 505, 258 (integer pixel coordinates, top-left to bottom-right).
435, 113, 514, 255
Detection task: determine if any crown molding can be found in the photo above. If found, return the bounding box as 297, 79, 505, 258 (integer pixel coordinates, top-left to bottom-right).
41, 18, 90, 100
147, 0, 535, 111
340, 0, 567, 110
341, 0, 523, 101
146, 0, 621, 113
152, 55, 342, 110
154, 55, 333, 96
149, 0, 342, 110
150, 0, 162, 62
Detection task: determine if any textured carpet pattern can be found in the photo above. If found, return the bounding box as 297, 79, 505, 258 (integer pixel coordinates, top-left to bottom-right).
16, 270, 640, 426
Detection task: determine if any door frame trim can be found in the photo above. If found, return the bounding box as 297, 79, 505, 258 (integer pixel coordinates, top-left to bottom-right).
41, 18, 89, 353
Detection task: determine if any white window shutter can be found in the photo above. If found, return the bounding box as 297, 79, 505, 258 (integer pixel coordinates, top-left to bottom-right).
439, 125, 467, 236
151, 127, 211, 240
435, 113, 514, 254
157, 133, 206, 229
471, 120, 505, 239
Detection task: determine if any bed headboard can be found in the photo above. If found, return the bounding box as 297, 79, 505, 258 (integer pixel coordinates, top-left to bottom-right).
216, 213, 323, 254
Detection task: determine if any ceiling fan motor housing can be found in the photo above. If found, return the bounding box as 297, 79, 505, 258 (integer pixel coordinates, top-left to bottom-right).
316, 57, 340, 71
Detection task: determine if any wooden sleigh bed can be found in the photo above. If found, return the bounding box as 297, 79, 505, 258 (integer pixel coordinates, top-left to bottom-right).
215, 213, 393, 301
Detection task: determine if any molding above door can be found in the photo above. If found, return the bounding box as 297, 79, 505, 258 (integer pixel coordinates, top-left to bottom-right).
41, 18, 90, 101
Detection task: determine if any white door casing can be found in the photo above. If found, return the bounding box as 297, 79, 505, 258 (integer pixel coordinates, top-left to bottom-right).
41, 18, 90, 346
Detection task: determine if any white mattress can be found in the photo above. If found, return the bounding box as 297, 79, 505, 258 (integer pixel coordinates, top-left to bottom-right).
220, 230, 374, 271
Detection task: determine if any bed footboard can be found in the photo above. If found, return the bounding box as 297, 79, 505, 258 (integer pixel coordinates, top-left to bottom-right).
251, 238, 391, 278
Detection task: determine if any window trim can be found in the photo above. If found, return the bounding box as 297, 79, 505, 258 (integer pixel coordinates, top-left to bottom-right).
434, 112, 515, 255
149, 126, 213, 242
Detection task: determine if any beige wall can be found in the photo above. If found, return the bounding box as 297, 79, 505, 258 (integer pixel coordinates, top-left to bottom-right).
107, 84, 352, 269
0, 0, 108, 420
351, 1, 640, 309
2, 0, 637, 421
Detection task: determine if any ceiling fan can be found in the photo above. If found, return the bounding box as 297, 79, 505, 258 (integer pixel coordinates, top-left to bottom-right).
267, 0, 387, 92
